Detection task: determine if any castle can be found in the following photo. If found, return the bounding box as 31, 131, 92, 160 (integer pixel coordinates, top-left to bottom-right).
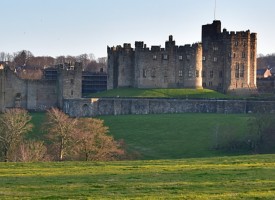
0, 63, 83, 112
107, 20, 257, 93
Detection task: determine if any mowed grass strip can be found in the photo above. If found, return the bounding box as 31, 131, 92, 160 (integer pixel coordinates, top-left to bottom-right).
87, 88, 230, 99
1, 155, 275, 199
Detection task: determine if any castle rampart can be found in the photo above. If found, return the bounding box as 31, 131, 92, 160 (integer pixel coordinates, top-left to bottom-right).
63, 97, 275, 117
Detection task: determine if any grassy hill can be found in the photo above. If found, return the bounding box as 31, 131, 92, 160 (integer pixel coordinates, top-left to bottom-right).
100, 113, 251, 159
1, 154, 275, 199
86, 88, 230, 99
29, 113, 252, 159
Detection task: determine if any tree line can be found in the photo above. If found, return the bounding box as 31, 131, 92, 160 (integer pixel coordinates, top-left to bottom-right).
0, 50, 107, 79
0, 108, 125, 162
257, 53, 275, 69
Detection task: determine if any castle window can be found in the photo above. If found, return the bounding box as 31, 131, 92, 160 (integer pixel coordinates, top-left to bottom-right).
163, 55, 168, 60
71, 90, 74, 96
196, 70, 199, 78
179, 55, 183, 60
153, 55, 157, 60
202, 71, 206, 77
151, 68, 156, 77
186, 55, 190, 60
233, 53, 236, 58
202, 56, 206, 61
188, 70, 192, 77
242, 52, 246, 58
209, 82, 212, 86
179, 70, 183, 77
213, 57, 218, 62
240, 64, 245, 78
243, 41, 246, 47
213, 46, 219, 51
235, 63, 240, 78
235, 41, 238, 46
219, 71, 223, 78
210, 70, 214, 78
70, 79, 74, 84
143, 69, 147, 78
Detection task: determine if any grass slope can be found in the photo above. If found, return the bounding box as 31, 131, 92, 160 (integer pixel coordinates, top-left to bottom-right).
1, 154, 275, 199
87, 88, 230, 99
29, 113, 251, 160
100, 114, 251, 159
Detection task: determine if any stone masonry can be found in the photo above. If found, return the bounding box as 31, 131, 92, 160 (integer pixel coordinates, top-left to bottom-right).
107, 20, 257, 93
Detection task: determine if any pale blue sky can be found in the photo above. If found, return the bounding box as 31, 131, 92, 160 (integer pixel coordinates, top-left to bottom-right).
1, 0, 275, 58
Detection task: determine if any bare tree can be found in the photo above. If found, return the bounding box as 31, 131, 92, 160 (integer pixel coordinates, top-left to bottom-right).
45, 108, 77, 161
0, 108, 33, 162
19, 140, 49, 162
13, 50, 34, 67
72, 118, 124, 161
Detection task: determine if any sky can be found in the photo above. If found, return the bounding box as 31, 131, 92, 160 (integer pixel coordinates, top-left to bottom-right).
1, 0, 275, 59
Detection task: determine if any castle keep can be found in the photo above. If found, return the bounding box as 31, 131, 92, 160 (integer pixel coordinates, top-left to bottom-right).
107, 20, 257, 93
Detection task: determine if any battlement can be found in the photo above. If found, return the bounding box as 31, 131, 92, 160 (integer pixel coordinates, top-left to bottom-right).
203, 20, 256, 41
108, 36, 201, 54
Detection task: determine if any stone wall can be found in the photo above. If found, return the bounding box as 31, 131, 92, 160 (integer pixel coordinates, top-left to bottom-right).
0, 67, 58, 111
63, 98, 275, 117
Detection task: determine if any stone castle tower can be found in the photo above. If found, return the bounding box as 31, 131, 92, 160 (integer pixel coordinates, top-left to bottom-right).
107, 20, 257, 93
201, 20, 257, 92
57, 62, 82, 108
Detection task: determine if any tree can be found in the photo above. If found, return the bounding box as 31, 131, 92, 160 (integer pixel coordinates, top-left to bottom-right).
45, 108, 77, 161
0, 108, 33, 162
72, 118, 124, 161
248, 114, 275, 153
13, 50, 34, 67
19, 140, 49, 162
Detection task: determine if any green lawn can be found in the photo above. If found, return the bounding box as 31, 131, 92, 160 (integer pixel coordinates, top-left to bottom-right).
86, 88, 230, 99
1, 154, 275, 199
100, 114, 251, 159
29, 113, 252, 160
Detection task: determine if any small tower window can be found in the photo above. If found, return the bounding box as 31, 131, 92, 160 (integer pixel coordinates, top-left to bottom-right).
153, 55, 157, 60
71, 90, 74, 96
202, 71, 206, 77
235, 41, 238, 46
240, 64, 245, 78
210, 70, 214, 78
179, 70, 183, 77
235, 63, 240, 78
242, 52, 246, 58
70, 79, 74, 84
213, 57, 218, 62
163, 55, 168, 60
202, 56, 206, 61
143, 69, 147, 78
188, 70, 192, 77
213, 46, 218, 51
186, 55, 190, 60
179, 55, 183, 61
196, 70, 199, 78
219, 71, 223, 78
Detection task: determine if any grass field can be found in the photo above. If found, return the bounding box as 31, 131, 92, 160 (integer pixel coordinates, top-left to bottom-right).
29, 113, 252, 159
99, 113, 251, 159
1, 154, 275, 199
86, 88, 230, 99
